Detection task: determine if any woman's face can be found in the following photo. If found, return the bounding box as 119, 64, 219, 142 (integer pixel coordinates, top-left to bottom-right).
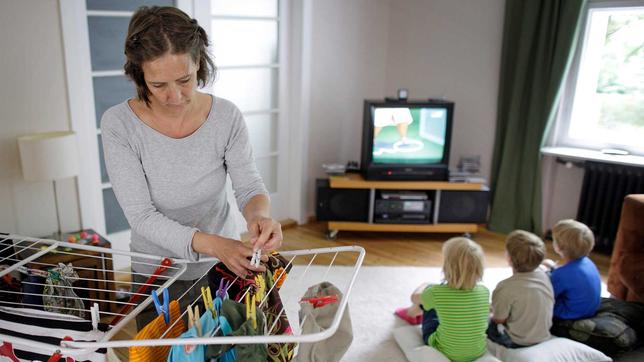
142, 52, 199, 112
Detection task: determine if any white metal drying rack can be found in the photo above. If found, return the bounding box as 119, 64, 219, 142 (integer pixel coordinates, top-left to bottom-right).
0, 233, 365, 359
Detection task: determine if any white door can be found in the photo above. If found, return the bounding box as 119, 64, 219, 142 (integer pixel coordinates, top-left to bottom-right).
195, 0, 290, 221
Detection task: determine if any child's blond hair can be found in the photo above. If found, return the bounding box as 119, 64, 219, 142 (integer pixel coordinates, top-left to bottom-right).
442, 237, 484, 290
506, 230, 545, 272
553, 219, 595, 260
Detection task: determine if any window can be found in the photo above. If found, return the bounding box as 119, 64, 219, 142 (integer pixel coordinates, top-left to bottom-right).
554, 1, 644, 155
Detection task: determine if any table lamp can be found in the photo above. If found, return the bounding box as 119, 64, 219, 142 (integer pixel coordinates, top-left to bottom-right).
18, 131, 80, 240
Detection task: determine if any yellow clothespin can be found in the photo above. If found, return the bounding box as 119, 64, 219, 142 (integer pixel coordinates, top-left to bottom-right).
245, 293, 250, 322
245, 293, 257, 330
201, 286, 214, 314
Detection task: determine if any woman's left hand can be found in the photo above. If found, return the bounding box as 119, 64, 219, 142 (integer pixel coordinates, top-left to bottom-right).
247, 217, 283, 252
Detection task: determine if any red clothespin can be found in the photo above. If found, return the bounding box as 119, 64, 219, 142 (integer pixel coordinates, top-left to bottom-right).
300, 294, 338, 308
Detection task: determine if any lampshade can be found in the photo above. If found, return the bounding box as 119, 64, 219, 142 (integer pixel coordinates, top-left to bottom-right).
18, 131, 80, 181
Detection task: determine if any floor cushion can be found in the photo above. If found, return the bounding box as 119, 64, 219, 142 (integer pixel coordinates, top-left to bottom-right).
487, 337, 612, 362
551, 298, 644, 356
393, 325, 500, 362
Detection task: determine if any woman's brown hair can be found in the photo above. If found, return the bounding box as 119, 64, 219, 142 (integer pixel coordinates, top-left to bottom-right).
124, 6, 215, 106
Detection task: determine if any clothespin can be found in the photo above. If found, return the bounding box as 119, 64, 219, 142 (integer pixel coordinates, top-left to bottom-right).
194, 305, 202, 337
216, 279, 230, 300
90, 303, 100, 331
187, 304, 194, 330
201, 286, 214, 314
245, 293, 257, 329
186, 304, 202, 337
152, 288, 170, 324
300, 294, 338, 308
250, 249, 261, 268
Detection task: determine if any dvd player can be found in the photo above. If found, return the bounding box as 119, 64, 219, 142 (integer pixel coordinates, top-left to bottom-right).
374, 199, 432, 224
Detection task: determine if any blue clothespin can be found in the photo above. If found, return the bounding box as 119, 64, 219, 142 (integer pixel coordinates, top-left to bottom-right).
152, 288, 170, 324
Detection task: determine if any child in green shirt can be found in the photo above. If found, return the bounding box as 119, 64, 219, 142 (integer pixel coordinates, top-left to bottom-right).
396, 237, 490, 361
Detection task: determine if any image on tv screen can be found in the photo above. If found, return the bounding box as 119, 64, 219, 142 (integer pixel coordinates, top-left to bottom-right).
372, 107, 447, 164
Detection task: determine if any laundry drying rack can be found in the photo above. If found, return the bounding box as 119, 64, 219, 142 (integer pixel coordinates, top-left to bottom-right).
0, 233, 365, 359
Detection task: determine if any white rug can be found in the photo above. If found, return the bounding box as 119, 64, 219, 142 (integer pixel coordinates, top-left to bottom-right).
280, 265, 610, 362
280, 266, 513, 362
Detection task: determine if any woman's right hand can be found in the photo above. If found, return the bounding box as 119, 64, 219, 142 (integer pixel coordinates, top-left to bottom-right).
192, 232, 266, 278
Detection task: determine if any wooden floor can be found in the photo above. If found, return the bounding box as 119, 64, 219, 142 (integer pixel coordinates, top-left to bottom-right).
281, 221, 611, 279
109, 221, 611, 360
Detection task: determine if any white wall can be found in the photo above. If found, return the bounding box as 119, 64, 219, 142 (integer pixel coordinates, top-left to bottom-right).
385, 0, 504, 179
305, 0, 505, 216
305, 0, 392, 215
0, 0, 81, 237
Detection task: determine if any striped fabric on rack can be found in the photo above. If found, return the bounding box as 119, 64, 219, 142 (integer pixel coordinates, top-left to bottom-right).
0, 306, 109, 361
129, 300, 186, 362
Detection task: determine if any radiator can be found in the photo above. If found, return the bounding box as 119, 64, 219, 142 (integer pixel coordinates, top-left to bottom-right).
577, 161, 644, 254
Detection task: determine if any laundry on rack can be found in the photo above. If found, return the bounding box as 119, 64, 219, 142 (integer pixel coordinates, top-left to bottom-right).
208, 251, 297, 361
21, 274, 46, 309
130, 300, 186, 362
0, 267, 21, 307
208, 252, 292, 302
262, 253, 297, 362
296, 282, 353, 362
208, 264, 257, 302
0, 341, 18, 362
209, 253, 295, 362
167, 308, 218, 362
0, 305, 109, 362
43, 262, 85, 318
206, 298, 268, 362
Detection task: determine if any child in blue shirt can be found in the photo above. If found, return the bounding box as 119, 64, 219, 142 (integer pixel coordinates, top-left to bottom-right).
543, 219, 601, 321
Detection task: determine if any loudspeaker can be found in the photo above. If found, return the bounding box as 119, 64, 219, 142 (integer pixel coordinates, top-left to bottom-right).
316, 179, 370, 222
438, 190, 489, 223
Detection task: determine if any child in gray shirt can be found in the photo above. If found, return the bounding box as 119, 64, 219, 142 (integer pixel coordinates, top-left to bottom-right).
488, 230, 554, 347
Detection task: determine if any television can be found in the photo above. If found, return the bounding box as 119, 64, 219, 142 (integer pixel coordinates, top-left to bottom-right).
360, 99, 454, 181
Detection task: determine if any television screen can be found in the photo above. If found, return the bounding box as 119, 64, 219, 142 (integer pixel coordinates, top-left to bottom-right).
371, 106, 448, 165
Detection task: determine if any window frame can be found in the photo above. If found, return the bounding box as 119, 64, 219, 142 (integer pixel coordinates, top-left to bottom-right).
552, 0, 644, 156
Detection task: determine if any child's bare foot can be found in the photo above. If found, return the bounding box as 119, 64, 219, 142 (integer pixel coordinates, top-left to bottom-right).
395, 307, 422, 325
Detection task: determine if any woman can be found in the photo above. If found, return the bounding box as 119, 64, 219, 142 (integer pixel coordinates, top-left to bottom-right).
101, 6, 282, 327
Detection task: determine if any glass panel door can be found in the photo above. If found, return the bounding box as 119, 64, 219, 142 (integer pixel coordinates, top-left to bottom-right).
196, 0, 289, 220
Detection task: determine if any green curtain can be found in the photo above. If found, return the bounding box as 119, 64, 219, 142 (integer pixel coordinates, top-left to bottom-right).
489, 0, 586, 234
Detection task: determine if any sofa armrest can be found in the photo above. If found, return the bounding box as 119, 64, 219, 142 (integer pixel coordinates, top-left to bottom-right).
620, 254, 644, 302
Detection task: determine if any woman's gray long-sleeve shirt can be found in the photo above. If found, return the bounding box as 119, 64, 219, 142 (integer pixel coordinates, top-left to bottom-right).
101, 96, 268, 280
